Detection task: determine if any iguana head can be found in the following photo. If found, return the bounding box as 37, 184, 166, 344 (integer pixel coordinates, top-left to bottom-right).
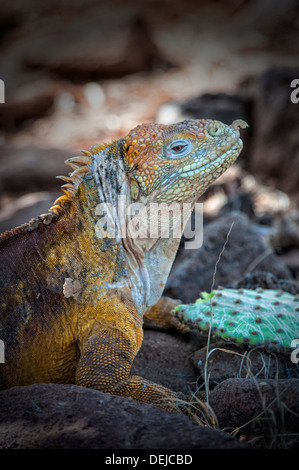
122, 119, 247, 203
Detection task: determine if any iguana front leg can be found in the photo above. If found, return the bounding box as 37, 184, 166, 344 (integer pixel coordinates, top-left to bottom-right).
75, 328, 180, 411
143, 297, 189, 335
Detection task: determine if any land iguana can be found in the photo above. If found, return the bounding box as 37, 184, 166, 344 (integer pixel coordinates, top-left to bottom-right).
0, 118, 248, 411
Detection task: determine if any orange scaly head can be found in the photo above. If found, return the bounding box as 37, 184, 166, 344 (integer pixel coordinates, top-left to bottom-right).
122, 119, 248, 203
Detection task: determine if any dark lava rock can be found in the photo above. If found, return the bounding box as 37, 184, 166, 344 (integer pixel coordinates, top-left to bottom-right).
0, 383, 248, 449
192, 341, 297, 387
0, 145, 72, 194
227, 270, 299, 295
24, 15, 172, 82
209, 378, 299, 448
179, 92, 252, 164
181, 92, 252, 126
0, 89, 55, 130
132, 329, 202, 395
165, 212, 292, 304
250, 67, 299, 198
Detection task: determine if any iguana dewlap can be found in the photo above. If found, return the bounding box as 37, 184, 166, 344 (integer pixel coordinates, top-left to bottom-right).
0, 119, 247, 410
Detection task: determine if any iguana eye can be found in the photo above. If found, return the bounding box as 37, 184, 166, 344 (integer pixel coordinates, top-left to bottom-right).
168, 140, 191, 158
172, 144, 184, 152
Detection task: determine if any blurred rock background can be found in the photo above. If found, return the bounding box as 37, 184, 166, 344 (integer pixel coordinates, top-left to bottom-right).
1, 0, 299, 449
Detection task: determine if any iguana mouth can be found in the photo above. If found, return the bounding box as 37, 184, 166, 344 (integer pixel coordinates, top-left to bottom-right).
178, 139, 243, 179
171, 120, 246, 182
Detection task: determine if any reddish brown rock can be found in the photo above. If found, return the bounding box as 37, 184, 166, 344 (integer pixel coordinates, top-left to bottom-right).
0, 145, 72, 194
24, 16, 171, 82
0, 92, 54, 130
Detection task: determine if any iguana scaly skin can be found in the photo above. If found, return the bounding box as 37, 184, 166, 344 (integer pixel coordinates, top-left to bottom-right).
0, 118, 247, 411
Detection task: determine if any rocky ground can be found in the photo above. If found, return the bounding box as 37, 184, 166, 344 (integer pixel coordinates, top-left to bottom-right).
0, 0, 299, 450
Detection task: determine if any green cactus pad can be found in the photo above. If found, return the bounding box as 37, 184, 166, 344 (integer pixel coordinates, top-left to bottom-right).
174, 288, 299, 354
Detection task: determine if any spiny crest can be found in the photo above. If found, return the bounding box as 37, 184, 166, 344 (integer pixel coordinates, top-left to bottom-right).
51, 151, 92, 214
53, 140, 116, 213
